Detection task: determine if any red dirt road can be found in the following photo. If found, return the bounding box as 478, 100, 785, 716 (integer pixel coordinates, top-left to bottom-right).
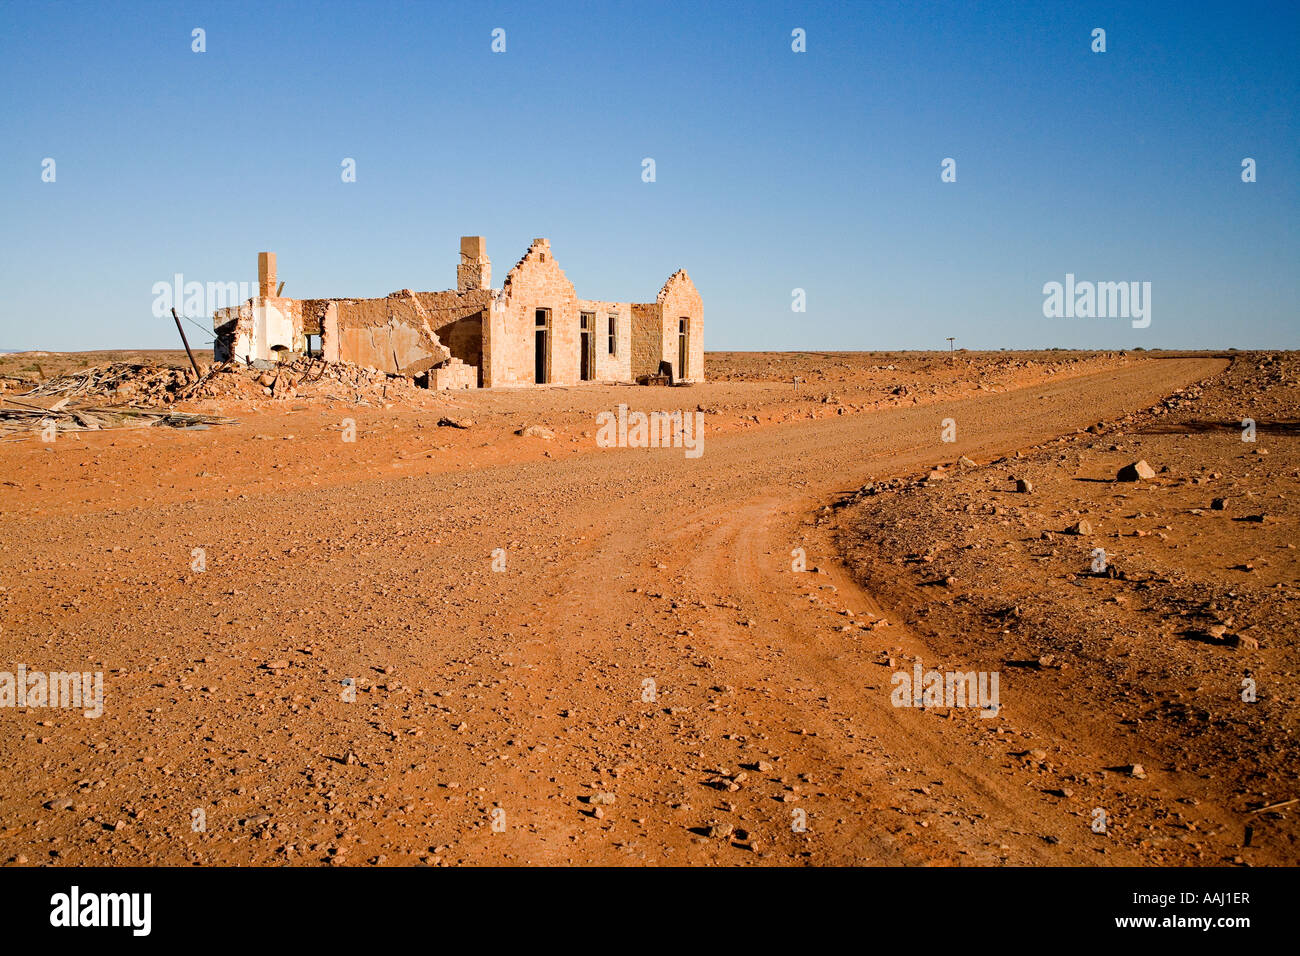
0, 357, 1227, 865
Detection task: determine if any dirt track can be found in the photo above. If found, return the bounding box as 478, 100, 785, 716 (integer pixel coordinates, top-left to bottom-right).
0, 356, 1229, 865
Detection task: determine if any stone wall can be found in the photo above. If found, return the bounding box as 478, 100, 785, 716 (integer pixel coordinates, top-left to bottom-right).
329, 290, 451, 376
213, 301, 251, 363
485, 239, 580, 386
629, 271, 703, 382
213, 297, 297, 363
658, 269, 704, 382
630, 303, 661, 378
428, 357, 477, 390
484, 240, 638, 386
417, 289, 492, 383
457, 236, 492, 292
577, 298, 633, 383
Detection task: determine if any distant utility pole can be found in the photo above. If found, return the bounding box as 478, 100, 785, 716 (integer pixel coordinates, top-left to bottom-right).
946, 337, 956, 365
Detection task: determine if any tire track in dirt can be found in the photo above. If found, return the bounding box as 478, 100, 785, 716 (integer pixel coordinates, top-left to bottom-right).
449, 358, 1224, 864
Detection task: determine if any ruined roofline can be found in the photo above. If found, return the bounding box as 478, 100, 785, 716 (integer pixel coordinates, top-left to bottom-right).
655, 268, 694, 304
498, 241, 694, 305
501, 238, 559, 292
227, 240, 687, 307
292, 288, 496, 304
225, 287, 496, 312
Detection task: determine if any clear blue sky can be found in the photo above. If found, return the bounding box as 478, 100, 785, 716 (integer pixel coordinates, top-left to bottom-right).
1, 0, 1296, 351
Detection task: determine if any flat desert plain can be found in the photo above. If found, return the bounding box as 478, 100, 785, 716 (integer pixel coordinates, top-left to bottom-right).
0, 349, 1295, 866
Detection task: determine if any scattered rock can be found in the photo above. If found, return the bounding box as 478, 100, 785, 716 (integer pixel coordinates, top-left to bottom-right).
516, 424, 555, 439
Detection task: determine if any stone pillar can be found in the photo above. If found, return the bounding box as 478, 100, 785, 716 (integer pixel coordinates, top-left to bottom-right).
457, 236, 491, 291
258, 252, 277, 298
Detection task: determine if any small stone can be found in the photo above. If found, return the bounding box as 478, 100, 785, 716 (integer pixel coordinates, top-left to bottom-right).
1211, 497, 1228, 510
1230, 634, 1259, 650
1016, 478, 1033, 493
1066, 519, 1093, 535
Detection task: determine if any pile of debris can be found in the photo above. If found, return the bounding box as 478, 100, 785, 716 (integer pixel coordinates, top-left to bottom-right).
0, 363, 239, 439
0, 396, 236, 440
192, 357, 426, 402
17, 363, 199, 404
3, 357, 435, 416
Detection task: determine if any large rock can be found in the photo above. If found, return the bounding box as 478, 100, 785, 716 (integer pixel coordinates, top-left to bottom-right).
1117, 459, 1156, 481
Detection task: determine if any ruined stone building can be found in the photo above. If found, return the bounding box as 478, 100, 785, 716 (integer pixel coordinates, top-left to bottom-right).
212, 238, 703, 389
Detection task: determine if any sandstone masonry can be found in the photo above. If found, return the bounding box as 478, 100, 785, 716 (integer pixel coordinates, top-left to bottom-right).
213, 238, 703, 389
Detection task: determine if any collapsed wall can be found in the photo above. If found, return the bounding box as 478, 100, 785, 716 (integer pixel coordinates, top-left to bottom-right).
328, 291, 451, 377
212, 252, 485, 386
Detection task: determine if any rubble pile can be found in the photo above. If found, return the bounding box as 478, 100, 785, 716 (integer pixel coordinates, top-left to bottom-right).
205, 358, 425, 402
18, 363, 200, 404
10, 358, 431, 408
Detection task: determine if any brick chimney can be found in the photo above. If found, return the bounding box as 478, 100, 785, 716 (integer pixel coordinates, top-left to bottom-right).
457, 236, 491, 291
258, 252, 277, 298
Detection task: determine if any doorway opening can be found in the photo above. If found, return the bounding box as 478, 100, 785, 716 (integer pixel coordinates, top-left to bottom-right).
534, 308, 550, 384
678, 317, 689, 380
580, 312, 594, 381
